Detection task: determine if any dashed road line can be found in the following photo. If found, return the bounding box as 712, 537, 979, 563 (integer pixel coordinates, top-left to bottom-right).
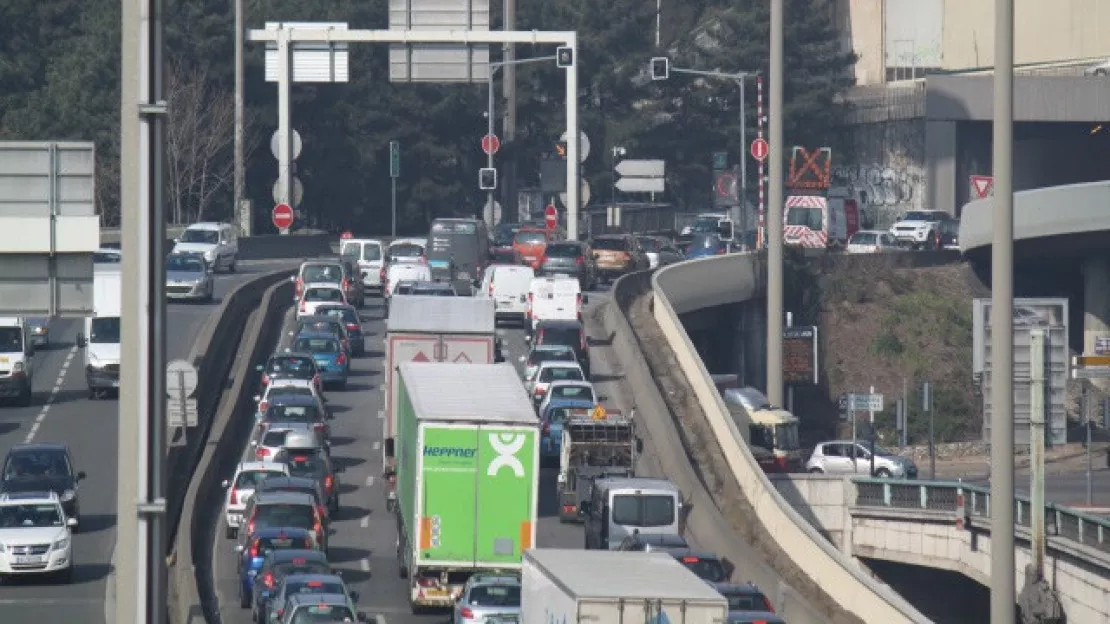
365, 475, 374, 487
360, 558, 370, 572
360, 515, 370, 528
25, 345, 78, 444
372, 440, 381, 451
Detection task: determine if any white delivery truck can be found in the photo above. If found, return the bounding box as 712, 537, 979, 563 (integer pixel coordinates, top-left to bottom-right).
77, 264, 122, 398
522, 549, 728, 623
382, 296, 499, 479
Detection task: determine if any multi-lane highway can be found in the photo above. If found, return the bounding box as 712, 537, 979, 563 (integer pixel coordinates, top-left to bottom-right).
0, 259, 294, 623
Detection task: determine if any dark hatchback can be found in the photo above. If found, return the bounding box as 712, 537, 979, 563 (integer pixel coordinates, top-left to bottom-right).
313, 304, 365, 356
490, 223, 521, 257
257, 353, 320, 389
531, 319, 590, 377
539, 241, 597, 290
0, 443, 87, 527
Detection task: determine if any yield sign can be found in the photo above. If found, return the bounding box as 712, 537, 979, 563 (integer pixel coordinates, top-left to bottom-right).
411, 351, 430, 362
970, 175, 994, 199
453, 352, 471, 363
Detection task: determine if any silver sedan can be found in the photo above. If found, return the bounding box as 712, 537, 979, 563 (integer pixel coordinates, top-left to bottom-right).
165, 252, 214, 302
453, 573, 521, 624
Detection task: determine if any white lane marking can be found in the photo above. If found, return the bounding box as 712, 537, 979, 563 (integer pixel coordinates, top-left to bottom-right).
365, 475, 374, 487
26, 345, 79, 444
377, 409, 384, 420
360, 515, 369, 528
360, 558, 370, 572
372, 440, 381, 451
376, 616, 389, 624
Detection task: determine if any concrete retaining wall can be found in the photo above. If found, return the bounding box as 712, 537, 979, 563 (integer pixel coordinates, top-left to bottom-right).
768, 474, 856, 550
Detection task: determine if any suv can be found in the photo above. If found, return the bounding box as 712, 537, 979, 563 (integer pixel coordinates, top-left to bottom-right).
240, 491, 328, 553
221, 461, 290, 539
591, 234, 648, 282
0, 318, 35, 406
171, 222, 238, 272
713, 582, 776, 616
0, 444, 86, 527
293, 260, 365, 308
250, 548, 333, 619
257, 354, 321, 391
888, 210, 949, 249
805, 441, 918, 479
0, 491, 77, 582
666, 548, 732, 583
531, 319, 590, 377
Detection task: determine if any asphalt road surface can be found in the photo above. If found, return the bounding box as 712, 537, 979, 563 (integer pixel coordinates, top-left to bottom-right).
963, 469, 1110, 507
0, 260, 295, 624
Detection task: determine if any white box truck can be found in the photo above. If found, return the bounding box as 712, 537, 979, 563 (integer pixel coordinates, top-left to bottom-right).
382, 296, 498, 477
393, 362, 539, 610
77, 264, 122, 398
523, 549, 728, 623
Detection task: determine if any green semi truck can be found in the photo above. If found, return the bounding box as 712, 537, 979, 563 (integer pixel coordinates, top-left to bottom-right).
392, 361, 540, 612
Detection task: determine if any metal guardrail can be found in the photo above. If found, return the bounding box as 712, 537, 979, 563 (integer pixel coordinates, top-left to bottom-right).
852, 477, 1110, 557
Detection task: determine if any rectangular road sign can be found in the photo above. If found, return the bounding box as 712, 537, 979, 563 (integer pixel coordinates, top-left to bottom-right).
388, 0, 491, 83
1075, 355, 1110, 367
614, 159, 665, 194
264, 22, 350, 83
1073, 367, 1110, 380
167, 398, 199, 428
847, 393, 883, 412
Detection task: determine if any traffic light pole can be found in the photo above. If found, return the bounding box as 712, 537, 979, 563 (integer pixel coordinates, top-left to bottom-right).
247, 27, 581, 238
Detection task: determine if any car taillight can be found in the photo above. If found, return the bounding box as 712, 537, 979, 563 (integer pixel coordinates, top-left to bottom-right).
249, 539, 259, 557
534, 386, 547, 397
255, 447, 271, 459
580, 332, 588, 352
488, 280, 494, 296
312, 374, 321, 387
247, 520, 255, 535
418, 254, 426, 264
762, 596, 775, 612
346, 323, 359, 332
459, 607, 475, 619
542, 422, 550, 435
258, 400, 269, 413
299, 299, 307, 313
318, 504, 327, 519
261, 374, 270, 386
717, 247, 726, 255
342, 278, 349, 291
575, 255, 584, 265
314, 521, 323, 542
275, 608, 284, 618
527, 293, 534, 318
576, 293, 583, 320
337, 352, 347, 366
295, 278, 303, 297
416, 577, 437, 588
229, 489, 238, 505
325, 475, 334, 491
263, 572, 274, 588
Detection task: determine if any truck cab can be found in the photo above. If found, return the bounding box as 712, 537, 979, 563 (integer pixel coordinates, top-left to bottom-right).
0, 318, 35, 406
77, 264, 122, 398
581, 477, 682, 550
721, 387, 802, 472
556, 411, 635, 524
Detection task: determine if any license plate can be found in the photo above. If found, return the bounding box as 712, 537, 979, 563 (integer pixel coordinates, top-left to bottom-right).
422, 588, 448, 598
14, 555, 42, 564
458, 272, 470, 281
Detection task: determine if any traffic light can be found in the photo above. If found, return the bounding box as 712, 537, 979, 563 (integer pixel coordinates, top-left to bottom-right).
556, 46, 574, 68
651, 57, 669, 81
479, 167, 497, 190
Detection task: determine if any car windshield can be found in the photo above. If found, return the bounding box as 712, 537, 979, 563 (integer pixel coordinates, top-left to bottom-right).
0, 503, 64, 528
255, 504, 315, 530
550, 385, 592, 401
0, 327, 22, 352
544, 243, 581, 258
390, 243, 423, 258
637, 238, 663, 252
285, 579, 345, 597
90, 317, 121, 344
317, 307, 358, 325
592, 238, 629, 251
299, 320, 342, 334
538, 326, 581, 347
167, 255, 205, 272
775, 425, 800, 451
304, 288, 343, 303
290, 605, 356, 623
280, 451, 328, 479
492, 228, 517, 247
692, 233, 721, 249
261, 430, 293, 447
540, 366, 583, 383
691, 216, 724, 233
234, 470, 281, 489
180, 229, 219, 244
514, 230, 547, 246
850, 232, 876, 245
611, 494, 675, 527
301, 265, 342, 283
275, 561, 333, 580
294, 338, 340, 354
266, 404, 319, 424
3, 450, 71, 479
903, 211, 943, 221
468, 584, 521, 607
269, 357, 316, 376
94, 251, 122, 263
529, 349, 576, 367
721, 589, 769, 611
268, 386, 314, 400
786, 207, 823, 230
253, 534, 313, 554
676, 556, 728, 583
546, 407, 589, 424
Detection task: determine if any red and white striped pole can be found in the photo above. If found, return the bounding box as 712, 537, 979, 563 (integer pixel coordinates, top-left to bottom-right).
757, 74, 765, 249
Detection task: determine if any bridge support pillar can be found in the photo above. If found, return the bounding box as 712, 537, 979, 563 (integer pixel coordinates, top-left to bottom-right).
1083, 256, 1110, 393
736, 300, 767, 393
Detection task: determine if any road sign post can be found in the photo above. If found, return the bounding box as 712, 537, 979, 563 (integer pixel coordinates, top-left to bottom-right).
389, 140, 399, 237
923, 381, 935, 479
166, 359, 199, 430
272, 203, 294, 232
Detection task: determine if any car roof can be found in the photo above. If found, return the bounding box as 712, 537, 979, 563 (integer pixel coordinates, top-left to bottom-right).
714, 582, 764, 594
261, 422, 315, 433
257, 476, 319, 489
469, 573, 521, 586
268, 379, 314, 388
288, 592, 350, 606
530, 344, 575, 353
536, 319, 584, 329
537, 360, 582, 369
266, 395, 318, 406
252, 491, 316, 505
303, 282, 343, 289
237, 461, 287, 472
251, 526, 313, 538
186, 222, 226, 231
271, 351, 316, 361
283, 572, 344, 584
313, 303, 356, 312
298, 315, 342, 323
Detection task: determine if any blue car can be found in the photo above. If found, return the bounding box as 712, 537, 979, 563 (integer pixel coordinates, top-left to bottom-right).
249, 548, 332, 620
539, 399, 596, 466
685, 233, 727, 260
290, 331, 349, 389
236, 526, 317, 608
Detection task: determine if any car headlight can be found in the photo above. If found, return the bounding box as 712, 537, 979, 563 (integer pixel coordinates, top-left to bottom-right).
32, 326, 46, 335
204, 249, 216, 259
53, 536, 69, 550
61, 489, 76, 501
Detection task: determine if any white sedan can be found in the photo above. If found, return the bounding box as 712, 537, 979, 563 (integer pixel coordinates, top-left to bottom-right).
537, 380, 597, 415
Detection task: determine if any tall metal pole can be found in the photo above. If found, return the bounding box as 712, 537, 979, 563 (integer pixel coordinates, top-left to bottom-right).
1030, 329, 1046, 577
276, 28, 293, 235
564, 36, 579, 241
502, 0, 517, 221
766, 0, 785, 407
486, 66, 497, 226
117, 0, 140, 619
391, 178, 397, 237
234, 0, 248, 236
655, 0, 661, 48
990, 0, 1016, 621
738, 75, 747, 228
1086, 386, 1093, 504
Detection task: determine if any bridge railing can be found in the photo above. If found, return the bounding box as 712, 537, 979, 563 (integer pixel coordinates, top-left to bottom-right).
853, 477, 1110, 556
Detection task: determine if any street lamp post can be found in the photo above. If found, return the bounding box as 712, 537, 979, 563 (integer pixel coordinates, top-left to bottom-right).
486, 55, 557, 226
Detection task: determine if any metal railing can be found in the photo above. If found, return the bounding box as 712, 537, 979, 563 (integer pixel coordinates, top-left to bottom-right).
852, 477, 1110, 558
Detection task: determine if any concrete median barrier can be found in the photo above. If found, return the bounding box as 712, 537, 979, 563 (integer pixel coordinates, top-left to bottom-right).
166, 276, 294, 623
597, 256, 930, 623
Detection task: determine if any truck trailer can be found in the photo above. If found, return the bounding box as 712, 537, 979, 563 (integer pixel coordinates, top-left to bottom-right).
556, 411, 635, 523
522, 548, 728, 623
393, 361, 539, 611
383, 296, 497, 477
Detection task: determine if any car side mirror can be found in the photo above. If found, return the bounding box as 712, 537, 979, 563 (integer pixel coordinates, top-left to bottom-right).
597, 395, 608, 403
66, 517, 78, 528
524, 334, 532, 342
76, 471, 87, 481
221, 480, 231, 488
173, 238, 180, 244
254, 364, 264, 372
76, 333, 87, 348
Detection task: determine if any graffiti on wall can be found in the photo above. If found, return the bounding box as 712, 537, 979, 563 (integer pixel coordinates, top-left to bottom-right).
832, 164, 923, 219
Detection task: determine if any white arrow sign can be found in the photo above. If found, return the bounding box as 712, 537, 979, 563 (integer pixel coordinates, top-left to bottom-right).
615, 159, 665, 193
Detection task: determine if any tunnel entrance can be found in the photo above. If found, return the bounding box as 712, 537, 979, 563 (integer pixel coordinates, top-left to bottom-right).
865, 558, 991, 623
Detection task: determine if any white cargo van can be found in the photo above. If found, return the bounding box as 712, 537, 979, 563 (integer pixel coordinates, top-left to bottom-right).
171, 222, 238, 273
0, 318, 35, 406
527, 275, 584, 333
479, 264, 535, 326
340, 238, 385, 293
77, 264, 122, 398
